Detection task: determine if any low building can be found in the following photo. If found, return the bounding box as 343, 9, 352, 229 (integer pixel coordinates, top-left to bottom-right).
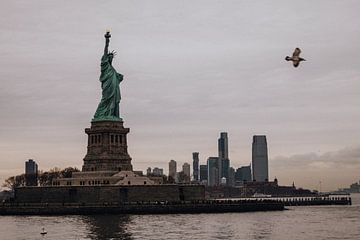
152, 167, 164, 176
235, 165, 251, 185
350, 181, 360, 193
52, 171, 155, 186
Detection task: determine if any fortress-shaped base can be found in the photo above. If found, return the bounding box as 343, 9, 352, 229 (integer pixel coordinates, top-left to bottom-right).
82, 120, 133, 172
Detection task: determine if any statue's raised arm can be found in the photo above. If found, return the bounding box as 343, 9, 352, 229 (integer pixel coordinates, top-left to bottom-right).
104, 31, 111, 55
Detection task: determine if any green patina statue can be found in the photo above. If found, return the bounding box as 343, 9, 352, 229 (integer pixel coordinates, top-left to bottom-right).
93, 31, 123, 122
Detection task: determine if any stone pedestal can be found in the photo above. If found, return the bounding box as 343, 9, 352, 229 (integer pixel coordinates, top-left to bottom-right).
82, 120, 133, 172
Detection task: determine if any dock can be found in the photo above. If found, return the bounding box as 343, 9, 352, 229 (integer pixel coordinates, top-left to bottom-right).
279, 196, 352, 206
228, 195, 352, 206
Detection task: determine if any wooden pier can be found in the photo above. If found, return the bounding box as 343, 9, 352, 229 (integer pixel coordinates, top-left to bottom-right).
234, 195, 352, 206
279, 196, 352, 206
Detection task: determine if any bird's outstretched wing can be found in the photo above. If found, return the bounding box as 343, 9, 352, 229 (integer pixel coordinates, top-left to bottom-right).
292, 48, 301, 57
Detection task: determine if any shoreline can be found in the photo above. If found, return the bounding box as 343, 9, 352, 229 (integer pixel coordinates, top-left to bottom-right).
0, 196, 352, 216
1, 200, 284, 215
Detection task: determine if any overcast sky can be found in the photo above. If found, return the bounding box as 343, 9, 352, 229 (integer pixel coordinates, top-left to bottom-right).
1, 0, 359, 191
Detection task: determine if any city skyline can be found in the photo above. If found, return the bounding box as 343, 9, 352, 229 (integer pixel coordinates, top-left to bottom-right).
151, 133, 266, 187
1, 1, 360, 192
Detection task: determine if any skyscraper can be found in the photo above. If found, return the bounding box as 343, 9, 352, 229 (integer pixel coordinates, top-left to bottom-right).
199, 164, 208, 182
218, 132, 229, 159
207, 157, 219, 186
192, 152, 199, 181
182, 163, 191, 183
252, 135, 269, 182
221, 159, 230, 182
168, 159, 177, 180
218, 132, 230, 182
228, 167, 235, 187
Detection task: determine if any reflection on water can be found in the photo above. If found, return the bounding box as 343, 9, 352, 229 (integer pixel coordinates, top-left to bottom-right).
0, 194, 359, 240
250, 214, 274, 240
83, 215, 133, 240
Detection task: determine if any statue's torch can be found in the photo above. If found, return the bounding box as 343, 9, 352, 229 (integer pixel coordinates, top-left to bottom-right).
105, 30, 111, 39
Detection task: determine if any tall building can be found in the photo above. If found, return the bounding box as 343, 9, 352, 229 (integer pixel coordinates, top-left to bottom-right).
25, 159, 38, 186
25, 159, 38, 174
192, 152, 199, 181
252, 135, 269, 182
221, 159, 230, 182
146, 167, 152, 176
218, 132, 230, 182
235, 165, 252, 184
218, 132, 229, 159
199, 165, 208, 182
168, 160, 177, 180
182, 163, 191, 183
207, 157, 219, 186
228, 167, 235, 187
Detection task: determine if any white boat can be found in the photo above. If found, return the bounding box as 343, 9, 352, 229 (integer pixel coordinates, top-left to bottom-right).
252, 193, 272, 198
40, 227, 47, 235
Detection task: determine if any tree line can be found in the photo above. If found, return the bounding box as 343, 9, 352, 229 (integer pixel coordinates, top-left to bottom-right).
2, 167, 80, 191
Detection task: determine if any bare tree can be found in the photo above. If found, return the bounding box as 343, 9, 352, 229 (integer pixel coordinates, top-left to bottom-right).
2, 174, 26, 191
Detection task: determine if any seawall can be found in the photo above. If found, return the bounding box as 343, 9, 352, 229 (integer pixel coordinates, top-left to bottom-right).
0, 200, 285, 215
13, 185, 204, 203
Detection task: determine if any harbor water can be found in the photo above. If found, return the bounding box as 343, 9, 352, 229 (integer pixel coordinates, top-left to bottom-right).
0, 193, 359, 240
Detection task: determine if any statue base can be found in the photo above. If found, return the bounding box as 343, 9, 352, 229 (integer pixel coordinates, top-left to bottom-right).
82, 120, 133, 172
92, 116, 123, 122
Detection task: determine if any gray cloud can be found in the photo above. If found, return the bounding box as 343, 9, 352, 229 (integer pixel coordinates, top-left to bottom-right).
272, 146, 360, 168
270, 147, 360, 191
1, 1, 360, 191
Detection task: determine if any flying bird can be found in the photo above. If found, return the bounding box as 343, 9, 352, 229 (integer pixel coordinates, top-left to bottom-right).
285, 48, 306, 67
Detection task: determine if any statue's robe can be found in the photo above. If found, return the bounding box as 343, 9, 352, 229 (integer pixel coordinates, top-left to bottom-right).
94, 53, 123, 121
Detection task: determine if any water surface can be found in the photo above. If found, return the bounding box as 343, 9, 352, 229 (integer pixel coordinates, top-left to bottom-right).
1, 194, 359, 240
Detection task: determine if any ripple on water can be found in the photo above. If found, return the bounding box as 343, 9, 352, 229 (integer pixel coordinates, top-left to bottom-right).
0, 198, 359, 240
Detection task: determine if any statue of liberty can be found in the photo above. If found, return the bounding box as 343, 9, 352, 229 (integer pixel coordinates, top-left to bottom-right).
93, 31, 123, 121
